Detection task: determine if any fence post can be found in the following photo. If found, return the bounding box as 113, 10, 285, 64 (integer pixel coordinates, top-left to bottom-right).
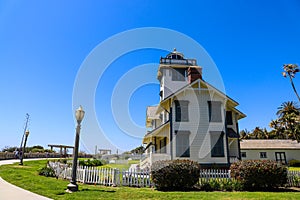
83, 166, 86, 184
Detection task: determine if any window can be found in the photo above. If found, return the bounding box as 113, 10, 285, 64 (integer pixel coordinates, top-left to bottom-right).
211, 131, 225, 157
275, 152, 286, 164
172, 68, 186, 81
160, 137, 167, 153
151, 120, 156, 129
159, 90, 163, 97
176, 131, 190, 157
226, 111, 233, 125
175, 100, 189, 122
208, 101, 222, 122
260, 152, 267, 158
241, 152, 246, 158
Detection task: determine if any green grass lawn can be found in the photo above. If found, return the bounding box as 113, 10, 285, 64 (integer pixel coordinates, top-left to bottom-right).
0, 160, 299, 200
100, 160, 140, 170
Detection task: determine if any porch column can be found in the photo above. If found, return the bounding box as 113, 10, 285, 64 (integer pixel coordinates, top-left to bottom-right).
224, 109, 230, 165
236, 118, 241, 160
169, 107, 173, 160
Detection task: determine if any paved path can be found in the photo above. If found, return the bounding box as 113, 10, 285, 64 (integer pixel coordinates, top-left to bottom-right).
0, 159, 52, 200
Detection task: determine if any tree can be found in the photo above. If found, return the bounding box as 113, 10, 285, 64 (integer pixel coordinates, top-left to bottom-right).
1, 146, 18, 152
131, 145, 145, 154
240, 127, 269, 139
276, 101, 300, 118
240, 129, 250, 139
272, 101, 300, 142
282, 64, 300, 102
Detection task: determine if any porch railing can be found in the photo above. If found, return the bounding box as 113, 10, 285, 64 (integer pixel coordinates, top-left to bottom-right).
140, 153, 171, 169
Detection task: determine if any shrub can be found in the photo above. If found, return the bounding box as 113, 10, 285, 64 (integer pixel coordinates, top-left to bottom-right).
288, 159, 300, 167
38, 166, 55, 177
199, 179, 243, 191
57, 159, 68, 164
230, 160, 288, 190
79, 159, 103, 167
151, 159, 200, 191
220, 180, 233, 191
199, 182, 213, 191
230, 179, 244, 191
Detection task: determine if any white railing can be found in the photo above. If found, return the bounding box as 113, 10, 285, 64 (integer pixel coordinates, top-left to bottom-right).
140, 153, 171, 170
48, 161, 152, 187
160, 58, 197, 65
287, 170, 300, 187
140, 155, 150, 170
199, 169, 231, 184
151, 153, 171, 163
229, 156, 239, 163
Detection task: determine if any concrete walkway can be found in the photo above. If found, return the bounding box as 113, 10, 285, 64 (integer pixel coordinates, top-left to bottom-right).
0, 159, 52, 200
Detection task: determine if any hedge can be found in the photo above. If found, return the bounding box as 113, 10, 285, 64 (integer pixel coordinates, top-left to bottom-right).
151, 159, 200, 191
230, 160, 288, 190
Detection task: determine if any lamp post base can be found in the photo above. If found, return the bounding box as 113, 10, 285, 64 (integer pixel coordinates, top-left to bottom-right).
66, 183, 78, 192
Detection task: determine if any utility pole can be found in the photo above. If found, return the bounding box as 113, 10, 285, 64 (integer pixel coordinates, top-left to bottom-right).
19, 113, 30, 165
95, 145, 97, 158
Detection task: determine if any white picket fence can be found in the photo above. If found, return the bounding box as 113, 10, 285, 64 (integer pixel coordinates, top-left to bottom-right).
199, 169, 231, 184
48, 161, 152, 187
48, 162, 300, 188
287, 170, 300, 187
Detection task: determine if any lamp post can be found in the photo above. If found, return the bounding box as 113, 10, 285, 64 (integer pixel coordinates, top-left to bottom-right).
67, 105, 85, 192
20, 130, 30, 165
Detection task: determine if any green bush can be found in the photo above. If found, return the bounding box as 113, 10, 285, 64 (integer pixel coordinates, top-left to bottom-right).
58, 159, 68, 164
230, 160, 288, 190
199, 179, 243, 191
288, 159, 300, 167
38, 167, 56, 177
151, 159, 200, 191
79, 159, 103, 167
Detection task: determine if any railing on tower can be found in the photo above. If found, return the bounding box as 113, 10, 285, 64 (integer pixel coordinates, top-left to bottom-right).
160, 58, 197, 66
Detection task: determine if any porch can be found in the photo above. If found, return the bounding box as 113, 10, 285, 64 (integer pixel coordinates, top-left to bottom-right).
228, 137, 240, 164
140, 153, 171, 170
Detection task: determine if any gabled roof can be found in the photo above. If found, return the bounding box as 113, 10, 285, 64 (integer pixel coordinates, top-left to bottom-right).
158, 78, 246, 119
146, 106, 159, 120
161, 78, 239, 106
240, 139, 300, 150
143, 121, 170, 143
146, 106, 160, 127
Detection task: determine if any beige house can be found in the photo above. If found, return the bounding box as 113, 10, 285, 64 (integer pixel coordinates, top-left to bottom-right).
141, 49, 246, 169
240, 139, 300, 164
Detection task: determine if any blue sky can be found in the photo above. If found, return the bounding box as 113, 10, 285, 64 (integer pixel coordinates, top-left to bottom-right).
0, 1, 299, 153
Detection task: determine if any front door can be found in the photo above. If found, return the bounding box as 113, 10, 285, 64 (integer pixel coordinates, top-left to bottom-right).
275, 152, 286, 164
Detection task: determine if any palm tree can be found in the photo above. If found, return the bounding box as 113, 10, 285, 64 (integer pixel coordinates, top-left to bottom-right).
282, 64, 300, 102
251, 127, 267, 139
275, 101, 300, 141
276, 101, 300, 118
239, 129, 250, 139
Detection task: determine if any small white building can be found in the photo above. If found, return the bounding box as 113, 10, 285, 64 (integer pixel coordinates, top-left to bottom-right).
141, 49, 246, 169
240, 139, 300, 164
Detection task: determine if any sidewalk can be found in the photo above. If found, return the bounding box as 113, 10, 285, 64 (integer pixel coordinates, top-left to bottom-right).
0, 159, 52, 200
